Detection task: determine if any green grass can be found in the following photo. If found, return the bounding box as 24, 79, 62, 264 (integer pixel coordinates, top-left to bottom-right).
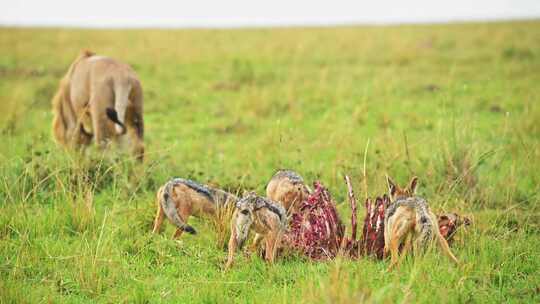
1, 20, 539, 303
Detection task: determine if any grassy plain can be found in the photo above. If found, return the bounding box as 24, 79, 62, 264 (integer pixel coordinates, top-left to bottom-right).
0, 20, 539, 303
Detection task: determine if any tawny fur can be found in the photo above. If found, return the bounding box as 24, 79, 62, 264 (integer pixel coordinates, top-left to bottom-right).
152, 178, 238, 238
383, 176, 459, 269
266, 169, 310, 214
244, 170, 312, 252
226, 193, 287, 269
51, 50, 144, 160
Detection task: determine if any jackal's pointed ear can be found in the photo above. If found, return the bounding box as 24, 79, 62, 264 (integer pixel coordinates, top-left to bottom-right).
386, 175, 397, 196
408, 176, 419, 194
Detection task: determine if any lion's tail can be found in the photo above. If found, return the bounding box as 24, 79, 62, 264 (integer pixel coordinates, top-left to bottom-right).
160, 180, 197, 235
105, 82, 130, 135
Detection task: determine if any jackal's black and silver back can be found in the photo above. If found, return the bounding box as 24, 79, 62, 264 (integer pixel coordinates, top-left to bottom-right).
168, 178, 239, 205
270, 169, 305, 184
236, 193, 287, 226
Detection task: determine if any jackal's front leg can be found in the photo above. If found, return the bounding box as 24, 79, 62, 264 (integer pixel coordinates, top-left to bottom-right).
264, 237, 274, 263
225, 227, 238, 269
152, 198, 165, 234
264, 231, 282, 264
249, 233, 264, 255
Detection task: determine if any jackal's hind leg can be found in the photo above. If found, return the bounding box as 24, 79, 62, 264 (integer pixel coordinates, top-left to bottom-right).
172, 228, 183, 239
171, 204, 193, 239
388, 220, 413, 270
383, 222, 392, 258
399, 233, 414, 265
172, 213, 190, 239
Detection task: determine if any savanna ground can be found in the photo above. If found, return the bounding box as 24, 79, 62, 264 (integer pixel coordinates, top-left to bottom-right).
1, 20, 539, 303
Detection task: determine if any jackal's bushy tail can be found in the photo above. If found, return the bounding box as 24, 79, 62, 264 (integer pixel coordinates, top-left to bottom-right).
414, 200, 460, 264
160, 181, 197, 235
414, 202, 434, 247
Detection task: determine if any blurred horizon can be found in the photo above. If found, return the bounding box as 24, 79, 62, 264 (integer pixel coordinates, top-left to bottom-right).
2, 0, 540, 29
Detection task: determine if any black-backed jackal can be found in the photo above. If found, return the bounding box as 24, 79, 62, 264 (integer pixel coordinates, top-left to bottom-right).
266, 169, 311, 215
245, 169, 311, 252
384, 176, 459, 269
152, 178, 238, 238
226, 192, 287, 269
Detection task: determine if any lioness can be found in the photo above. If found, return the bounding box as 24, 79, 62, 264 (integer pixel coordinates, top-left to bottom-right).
51, 50, 144, 160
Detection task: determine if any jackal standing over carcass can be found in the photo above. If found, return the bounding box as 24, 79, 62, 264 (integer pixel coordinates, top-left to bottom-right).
384, 176, 459, 269
266, 169, 311, 214
226, 193, 287, 269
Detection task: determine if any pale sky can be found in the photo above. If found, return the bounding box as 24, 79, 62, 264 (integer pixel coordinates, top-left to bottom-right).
2, 0, 540, 28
